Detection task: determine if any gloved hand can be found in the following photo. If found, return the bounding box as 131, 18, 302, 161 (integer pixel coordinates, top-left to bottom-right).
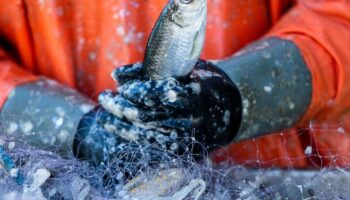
73, 105, 176, 180
73, 60, 242, 181
100, 60, 242, 155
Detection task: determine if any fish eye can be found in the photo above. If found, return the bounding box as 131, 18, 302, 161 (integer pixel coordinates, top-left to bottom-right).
180, 0, 193, 4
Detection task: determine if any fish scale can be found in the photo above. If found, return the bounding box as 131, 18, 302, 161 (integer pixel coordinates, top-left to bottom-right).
166, 29, 192, 74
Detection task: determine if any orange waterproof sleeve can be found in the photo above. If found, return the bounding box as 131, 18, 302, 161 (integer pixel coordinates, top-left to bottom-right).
269, 0, 296, 24
215, 0, 350, 169
268, 0, 350, 124
0, 1, 39, 107
0, 48, 38, 107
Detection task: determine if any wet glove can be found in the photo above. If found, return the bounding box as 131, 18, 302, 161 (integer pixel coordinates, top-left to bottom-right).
99, 60, 242, 156
73, 60, 242, 180
74, 105, 180, 177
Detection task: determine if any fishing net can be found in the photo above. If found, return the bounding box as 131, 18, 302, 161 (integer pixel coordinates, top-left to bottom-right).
1, 120, 350, 200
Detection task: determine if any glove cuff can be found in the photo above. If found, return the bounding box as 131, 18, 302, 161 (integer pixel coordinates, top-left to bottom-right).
191, 60, 242, 148
0, 78, 95, 157
73, 105, 117, 166
216, 37, 312, 140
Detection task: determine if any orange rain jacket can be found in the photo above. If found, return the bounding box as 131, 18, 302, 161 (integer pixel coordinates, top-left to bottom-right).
0, 0, 350, 168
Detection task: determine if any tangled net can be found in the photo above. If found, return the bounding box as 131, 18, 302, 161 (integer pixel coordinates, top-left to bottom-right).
1, 131, 350, 200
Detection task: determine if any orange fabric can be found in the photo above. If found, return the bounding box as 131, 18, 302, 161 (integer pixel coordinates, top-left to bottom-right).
213, 124, 350, 168
212, 129, 310, 168
202, 0, 270, 59
0, 48, 38, 106
269, 0, 350, 125
307, 118, 350, 168
269, 0, 295, 24
0, 1, 38, 104
214, 0, 350, 169
1, 0, 350, 168
0, 1, 36, 71
0, 0, 271, 100
271, 0, 350, 167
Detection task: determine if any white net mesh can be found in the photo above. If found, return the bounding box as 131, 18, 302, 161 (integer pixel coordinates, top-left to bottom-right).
1, 120, 350, 200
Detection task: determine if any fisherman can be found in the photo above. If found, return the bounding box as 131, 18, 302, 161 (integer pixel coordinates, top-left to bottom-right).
0, 0, 349, 176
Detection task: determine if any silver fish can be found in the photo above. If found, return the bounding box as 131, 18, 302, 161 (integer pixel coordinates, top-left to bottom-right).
142, 0, 207, 80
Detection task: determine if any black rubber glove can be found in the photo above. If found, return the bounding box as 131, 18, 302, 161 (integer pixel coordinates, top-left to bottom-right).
73, 60, 242, 180
99, 60, 242, 156
73, 105, 178, 180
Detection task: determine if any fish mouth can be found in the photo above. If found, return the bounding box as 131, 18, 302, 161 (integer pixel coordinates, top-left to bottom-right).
172, 0, 207, 28
175, 0, 207, 12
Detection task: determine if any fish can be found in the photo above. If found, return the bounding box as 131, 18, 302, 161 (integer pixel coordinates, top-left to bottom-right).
142, 0, 207, 80
123, 168, 206, 199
